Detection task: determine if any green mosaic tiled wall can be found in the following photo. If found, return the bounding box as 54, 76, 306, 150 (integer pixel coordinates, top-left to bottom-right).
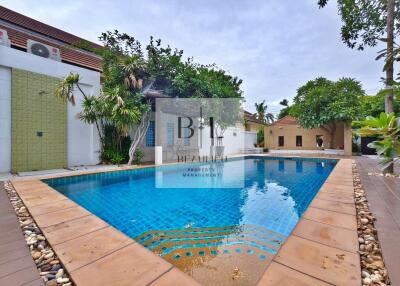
11, 69, 67, 172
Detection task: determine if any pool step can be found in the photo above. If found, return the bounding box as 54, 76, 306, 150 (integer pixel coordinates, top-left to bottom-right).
136, 224, 285, 257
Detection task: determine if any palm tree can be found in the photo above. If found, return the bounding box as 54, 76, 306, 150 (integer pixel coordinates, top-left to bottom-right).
254, 100, 267, 123
265, 113, 275, 124
254, 100, 275, 124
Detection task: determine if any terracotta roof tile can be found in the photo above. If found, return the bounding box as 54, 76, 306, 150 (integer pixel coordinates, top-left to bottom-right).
0, 6, 101, 48
0, 6, 102, 71
269, 115, 298, 126
244, 110, 265, 125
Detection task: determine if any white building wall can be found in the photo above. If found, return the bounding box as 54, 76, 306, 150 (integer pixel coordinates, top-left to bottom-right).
244, 131, 257, 148
198, 126, 247, 157
0, 66, 11, 172
0, 45, 101, 172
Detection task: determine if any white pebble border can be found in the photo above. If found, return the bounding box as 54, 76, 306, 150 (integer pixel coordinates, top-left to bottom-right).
353, 162, 390, 286
4, 181, 73, 286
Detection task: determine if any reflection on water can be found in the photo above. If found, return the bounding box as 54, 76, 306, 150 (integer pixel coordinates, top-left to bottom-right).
46, 157, 336, 286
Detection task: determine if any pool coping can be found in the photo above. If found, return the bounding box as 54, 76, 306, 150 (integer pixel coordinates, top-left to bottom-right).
10, 157, 360, 286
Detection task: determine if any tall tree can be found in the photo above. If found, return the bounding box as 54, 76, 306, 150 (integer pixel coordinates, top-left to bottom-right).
254, 100, 274, 124
318, 0, 399, 172
386, 0, 395, 114
254, 100, 267, 123
291, 77, 364, 147
318, 1, 398, 111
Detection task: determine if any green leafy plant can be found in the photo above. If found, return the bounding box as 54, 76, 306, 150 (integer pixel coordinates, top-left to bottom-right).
132, 149, 145, 165
356, 113, 400, 172
101, 149, 124, 165
257, 129, 264, 146
318, 0, 398, 114
56, 30, 243, 165
290, 77, 364, 148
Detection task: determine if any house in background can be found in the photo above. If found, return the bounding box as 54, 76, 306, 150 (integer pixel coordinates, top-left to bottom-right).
0, 6, 261, 173
264, 116, 352, 156
0, 6, 102, 173
141, 99, 260, 162
244, 110, 265, 132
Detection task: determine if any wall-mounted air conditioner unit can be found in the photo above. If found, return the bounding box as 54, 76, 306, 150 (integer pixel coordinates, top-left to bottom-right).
27, 39, 61, 61
0, 29, 11, 47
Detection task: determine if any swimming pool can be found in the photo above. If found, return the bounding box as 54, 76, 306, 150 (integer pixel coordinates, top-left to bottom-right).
45, 156, 336, 285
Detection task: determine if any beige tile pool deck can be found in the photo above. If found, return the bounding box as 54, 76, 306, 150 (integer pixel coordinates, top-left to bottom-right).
10, 158, 360, 286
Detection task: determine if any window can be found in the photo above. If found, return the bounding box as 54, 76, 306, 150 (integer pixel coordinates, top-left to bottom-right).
278, 136, 284, 147
146, 121, 155, 147
183, 127, 190, 146
296, 135, 302, 147
167, 123, 174, 146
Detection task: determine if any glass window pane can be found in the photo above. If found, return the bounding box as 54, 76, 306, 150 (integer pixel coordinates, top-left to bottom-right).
146, 121, 155, 147
167, 123, 174, 146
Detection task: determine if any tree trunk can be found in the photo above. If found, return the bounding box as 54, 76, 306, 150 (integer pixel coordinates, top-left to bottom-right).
330, 122, 336, 149
384, 0, 395, 173
128, 113, 150, 165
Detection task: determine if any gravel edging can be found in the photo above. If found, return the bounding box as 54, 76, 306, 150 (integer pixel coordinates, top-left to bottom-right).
4, 181, 73, 286
353, 161, 390, 286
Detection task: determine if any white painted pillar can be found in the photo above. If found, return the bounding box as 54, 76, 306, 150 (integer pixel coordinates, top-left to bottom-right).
155, 146, 163, 165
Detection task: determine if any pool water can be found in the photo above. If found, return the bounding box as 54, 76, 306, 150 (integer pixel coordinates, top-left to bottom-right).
45, 157, 336, 285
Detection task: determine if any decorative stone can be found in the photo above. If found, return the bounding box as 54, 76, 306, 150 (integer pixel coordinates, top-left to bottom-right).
363, 277, 372, 284
51, 264, 61, 271
32, 251, 42, 259
55, 269, 64, 278
361, 270, 370, 278
56, 277, 69, 283
352, 162, 389, 286
27, 238, 37, 245
45, 279, 57, 286
44, 252, 54, 259
41, 264, 52, 272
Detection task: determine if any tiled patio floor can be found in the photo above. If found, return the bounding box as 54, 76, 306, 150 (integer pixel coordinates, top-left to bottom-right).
0, 182, 43, 286
356, 156, 400, 286
11, 180, 199, 286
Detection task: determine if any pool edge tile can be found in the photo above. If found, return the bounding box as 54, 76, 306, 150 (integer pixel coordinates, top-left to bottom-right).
70, 243, 173, 286
257, 262, 331, 286
257, 158, 360, 286
12, 178, 183, 286
149, 267, 202, 286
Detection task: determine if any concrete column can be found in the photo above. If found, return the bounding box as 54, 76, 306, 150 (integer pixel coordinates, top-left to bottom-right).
344, 121, 352, 156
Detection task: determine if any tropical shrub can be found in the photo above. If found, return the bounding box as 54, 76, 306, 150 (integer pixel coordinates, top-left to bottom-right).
132, 149, 145, 165
356, 113, 400, 172
257, 129, 264, 146
57, 31, 243, 165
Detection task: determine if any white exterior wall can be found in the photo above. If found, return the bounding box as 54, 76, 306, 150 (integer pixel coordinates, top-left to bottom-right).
0, 45, 101, 172
244, 131, 257, 148
0, 66, 11, 172
198, 126, 246, 157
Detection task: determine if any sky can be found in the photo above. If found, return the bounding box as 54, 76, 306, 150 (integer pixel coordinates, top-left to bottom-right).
1, 0, 386, 115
